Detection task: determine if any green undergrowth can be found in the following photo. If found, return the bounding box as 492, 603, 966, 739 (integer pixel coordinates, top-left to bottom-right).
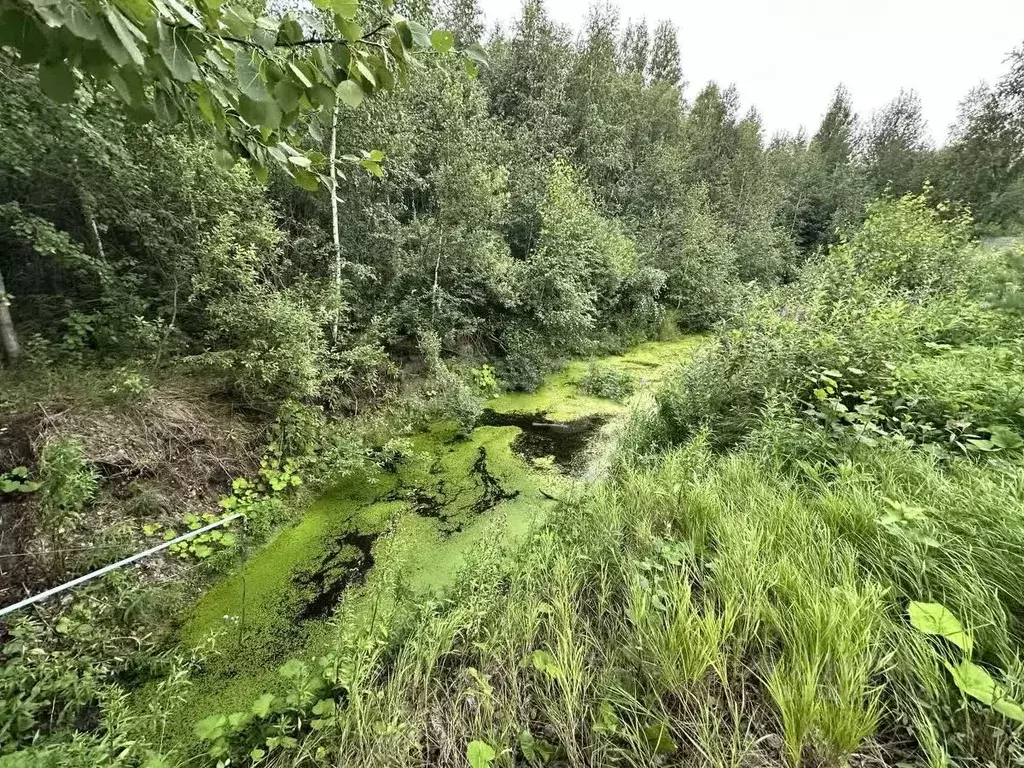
170, 337, 708, 747
189, 437, 1024, 768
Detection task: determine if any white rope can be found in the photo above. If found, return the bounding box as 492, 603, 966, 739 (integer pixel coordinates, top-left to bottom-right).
0, 513, 243, 618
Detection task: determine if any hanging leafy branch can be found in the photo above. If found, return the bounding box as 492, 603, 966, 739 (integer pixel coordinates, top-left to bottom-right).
0, 0, 486, 186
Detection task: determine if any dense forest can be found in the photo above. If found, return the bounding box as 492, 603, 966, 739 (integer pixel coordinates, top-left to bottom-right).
1, 0, 1024, 765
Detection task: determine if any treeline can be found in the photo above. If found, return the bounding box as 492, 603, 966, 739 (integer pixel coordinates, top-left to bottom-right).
1, 0, 1022, 406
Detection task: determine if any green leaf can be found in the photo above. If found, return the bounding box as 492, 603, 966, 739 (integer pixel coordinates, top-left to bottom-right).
194, 714, 226, 741
251, 16, 279, 51
406, 19, 431, 48
966, 438, 998, 452
354, 58, 376, 87
249, 748, 266, 762
38, 60, 76, 102
310, 698, 336, 716
278, 659, 308, 680
63, 5, 99, 39
293, 169, 320, 190
336, 79, 364, 109
430, 29, 454, 53
163, 0, 201, 26
331, 0, 358, 20
466, 740, 496, 768
526, 649, 563, 679
641, 722, 677, 755
989, 425, 1023, 450
222, 5, 255, 37
466, 42, 487, 64
236, 49, 270, 101
278, 14, 303, 44
309, 83, 335, 111
945, 660, 1024, 721
519, 730, 558, 766
359, 159, 382, 177
908, 601, 972, 655
158, 27, 198, 82
337, 18, 362, 43
251, 693, 275, 718
288, 60, 313, 88
273, 78, 301, 112
103, 7, 145, 67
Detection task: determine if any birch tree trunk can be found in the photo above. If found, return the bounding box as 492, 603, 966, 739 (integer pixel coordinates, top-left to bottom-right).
329, 101, 343, 345
0, 265, 21, 365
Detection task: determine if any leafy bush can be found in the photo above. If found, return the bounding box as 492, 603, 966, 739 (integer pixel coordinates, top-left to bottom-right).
626, 196, 1014, 460
194, 284, 335, 405
579, 364, 635, 401
37, 438, 98, 575
416, 331, 482, 432
824, 191, 975, 295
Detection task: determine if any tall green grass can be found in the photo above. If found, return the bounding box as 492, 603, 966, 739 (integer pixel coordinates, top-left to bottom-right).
214, 435, 1021, 767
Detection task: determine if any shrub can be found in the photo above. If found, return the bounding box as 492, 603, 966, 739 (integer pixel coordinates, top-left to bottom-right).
823, 191, 976, 296
37, 438, 98, 575
579, 364, 635, 401
193, 284, 335, 405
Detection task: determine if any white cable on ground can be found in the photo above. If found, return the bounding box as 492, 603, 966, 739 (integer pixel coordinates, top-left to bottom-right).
0, 513, 243, 618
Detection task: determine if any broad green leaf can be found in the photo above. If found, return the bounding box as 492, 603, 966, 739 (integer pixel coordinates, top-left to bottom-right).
163, 0, 201, 26
288, 60, 313, 88
237, 94, 279, 128
337, 18, 362, 43
336, 79, 364, 109
360, 159, 382, 177
641, 722, 677, 755
293, 170, 320, 190
273, 78, 301, 111
908, 601, 972, 655
103, 7, 145, 67
528, 649, 563, 679
222, 5, 255, 37
197, 87, 217, 123
466, 42, 487, 64
309, 83, 335, 111
375, 65, 394, 90
278, 658, 307, 680
466, 740, 496, 768
114, 0, 154, 23
331, 0, 358, 20
519, 730, 558, 766
251, 16, 279, 51
430, 29, 454, 53
406, 19, 431, 48
63, 5, 99, 39
38, 60, 76, 102
251, 693, 275, 718
236, 49, 270, 101
946, 660, 1024, 722
194, 714, 226, 740
278, 14, 303, 44
354, 58, 376, 86
989, 426, 1023, 450
157, 24, 198, 82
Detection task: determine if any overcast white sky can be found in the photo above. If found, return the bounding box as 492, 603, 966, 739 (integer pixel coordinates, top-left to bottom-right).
477, 0, 1024, 145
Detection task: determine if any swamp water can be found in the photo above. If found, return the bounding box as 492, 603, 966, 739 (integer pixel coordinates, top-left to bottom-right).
177, 337, 703, 719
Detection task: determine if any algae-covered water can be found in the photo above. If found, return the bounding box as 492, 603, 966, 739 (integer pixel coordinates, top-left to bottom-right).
177, 337, 703, 721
